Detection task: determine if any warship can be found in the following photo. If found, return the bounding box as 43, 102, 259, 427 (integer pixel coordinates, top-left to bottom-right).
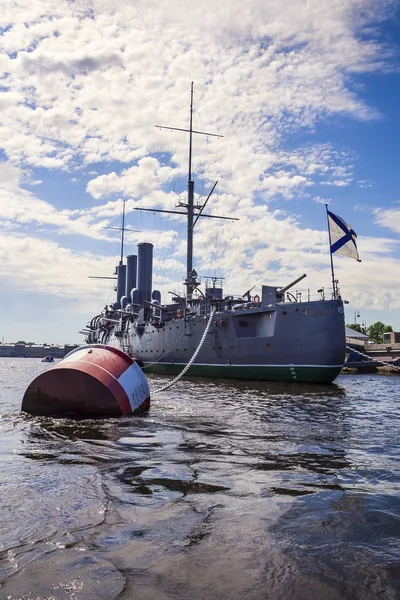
83, 84, 346, 383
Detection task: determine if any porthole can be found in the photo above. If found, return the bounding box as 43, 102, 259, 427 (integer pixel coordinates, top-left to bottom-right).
282, 311, 288, 316
302, 308, 308, 315
266, 342, 271, 347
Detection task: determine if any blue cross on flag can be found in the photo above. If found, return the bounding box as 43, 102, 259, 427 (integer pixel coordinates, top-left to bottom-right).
327, 210, 361, 262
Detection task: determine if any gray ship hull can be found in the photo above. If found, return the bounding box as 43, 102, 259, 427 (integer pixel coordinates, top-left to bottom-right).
103, 298, 345, 384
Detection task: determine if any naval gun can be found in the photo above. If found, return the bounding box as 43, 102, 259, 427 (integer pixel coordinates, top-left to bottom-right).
276, 274, 307, 302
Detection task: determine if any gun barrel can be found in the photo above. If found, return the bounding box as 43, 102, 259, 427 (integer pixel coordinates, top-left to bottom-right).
278, 274, 307, 294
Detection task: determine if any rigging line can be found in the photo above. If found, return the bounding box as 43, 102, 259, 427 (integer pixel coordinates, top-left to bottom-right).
214, 224, 222, 277
157, 210, 169, 282
154, 211, 168, 284
171, 129, 181, 197
209, 209, 221, 277
227, 220, 245, 292
156, 211, 186, 286
171, 129, 175, 194
204, 135, 209, 197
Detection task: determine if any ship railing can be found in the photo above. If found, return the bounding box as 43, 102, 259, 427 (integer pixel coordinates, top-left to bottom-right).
101, 317, 121, 324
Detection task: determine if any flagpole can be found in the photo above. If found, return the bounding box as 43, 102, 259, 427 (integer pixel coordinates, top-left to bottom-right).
326, 204, 337, 299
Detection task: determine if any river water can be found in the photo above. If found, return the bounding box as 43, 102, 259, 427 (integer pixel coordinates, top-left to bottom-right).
0, 358, 399, 600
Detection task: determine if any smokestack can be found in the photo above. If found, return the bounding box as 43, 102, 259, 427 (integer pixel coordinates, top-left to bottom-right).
137, 243, 153, 305
116, 264, 126, 306
126, 254, 137, 298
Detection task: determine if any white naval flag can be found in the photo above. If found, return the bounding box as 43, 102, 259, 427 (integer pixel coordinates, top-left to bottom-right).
327, 210, 361, 262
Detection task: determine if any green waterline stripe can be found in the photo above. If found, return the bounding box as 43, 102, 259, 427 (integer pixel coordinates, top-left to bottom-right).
142, 362, 343, 368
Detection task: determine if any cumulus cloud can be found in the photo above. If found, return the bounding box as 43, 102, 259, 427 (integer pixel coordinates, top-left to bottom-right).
373, 206, 400, 234
0, 0, 389, 176
0, 0, 399, 341
0, 161, 109, 238
86, 157, 177, 200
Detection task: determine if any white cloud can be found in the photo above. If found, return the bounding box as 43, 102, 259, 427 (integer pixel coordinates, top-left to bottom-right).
0, 232, 116, 298
0, 0, 388, 177
373, 206, 400, 234
0, 0, 400, 340
86, 157, 177, 200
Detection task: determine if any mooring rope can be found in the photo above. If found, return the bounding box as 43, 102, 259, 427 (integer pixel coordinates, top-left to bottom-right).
152, 310, 215, 394
346, 345, 400, 371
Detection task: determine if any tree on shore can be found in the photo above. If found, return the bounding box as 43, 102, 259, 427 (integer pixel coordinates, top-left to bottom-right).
366, 322, 393, 343
346, 321, 394, 342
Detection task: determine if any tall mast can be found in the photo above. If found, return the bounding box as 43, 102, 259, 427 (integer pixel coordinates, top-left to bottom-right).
325, 204, 337, 299
187, 82, 194, 281
103, 199, 141, 265
150, 84, 237, 297
120, 198, 126, 265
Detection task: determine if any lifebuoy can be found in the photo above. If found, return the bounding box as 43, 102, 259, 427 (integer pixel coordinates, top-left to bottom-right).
177, 309, 182, 318
253, 294, 260, 304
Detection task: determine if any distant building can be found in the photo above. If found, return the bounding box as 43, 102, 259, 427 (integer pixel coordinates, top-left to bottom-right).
345, 327, 369, 344
0, 343, 79, 358
383, 331, 400, 344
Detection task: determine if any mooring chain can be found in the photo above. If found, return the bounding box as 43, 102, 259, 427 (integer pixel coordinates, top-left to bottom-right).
151, 311, 216, 394
346, 345, 400, 371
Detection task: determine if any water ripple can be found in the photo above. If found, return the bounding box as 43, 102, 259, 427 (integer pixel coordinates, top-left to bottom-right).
0, 360, 399, 599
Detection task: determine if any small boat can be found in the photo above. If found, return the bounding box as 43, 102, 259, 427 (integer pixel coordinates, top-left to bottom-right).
41, 355, 54, 363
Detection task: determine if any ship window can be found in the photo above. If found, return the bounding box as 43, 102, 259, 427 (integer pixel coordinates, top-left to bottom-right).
282, 311, 287, 316
230, 346, 234, 350
302, 308, 308, 315
266, 342, 271, 347
239, 320, 248, 327
267, 313, 272, 319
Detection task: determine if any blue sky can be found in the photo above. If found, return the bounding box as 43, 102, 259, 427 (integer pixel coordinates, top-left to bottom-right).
0, 0, 400, 344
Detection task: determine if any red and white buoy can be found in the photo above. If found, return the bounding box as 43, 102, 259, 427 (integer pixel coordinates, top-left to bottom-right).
22, 345, 150, 416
